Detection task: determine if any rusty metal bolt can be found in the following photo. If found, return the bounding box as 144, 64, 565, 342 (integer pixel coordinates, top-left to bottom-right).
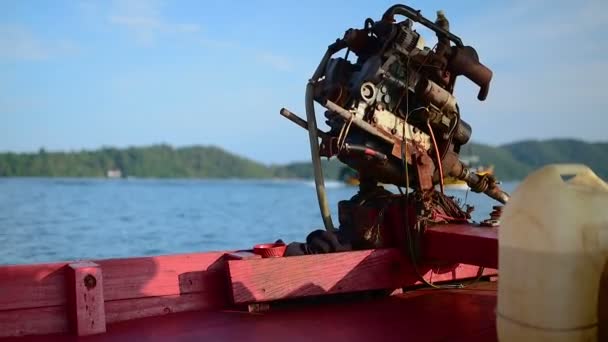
84, 274, 97, 289
391, 128, 397, 134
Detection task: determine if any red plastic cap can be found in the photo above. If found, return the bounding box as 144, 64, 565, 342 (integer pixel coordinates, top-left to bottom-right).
253, 243, 287, 258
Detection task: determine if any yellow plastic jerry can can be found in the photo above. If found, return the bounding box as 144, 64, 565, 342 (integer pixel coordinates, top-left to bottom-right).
497, 164, 608, 341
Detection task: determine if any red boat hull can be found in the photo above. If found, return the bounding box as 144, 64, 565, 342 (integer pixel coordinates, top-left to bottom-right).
0, 224, 499, 340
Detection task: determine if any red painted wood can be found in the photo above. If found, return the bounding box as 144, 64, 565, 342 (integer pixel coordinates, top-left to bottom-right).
0, 306, 67, 338
424, 224, 498, 269
228, 248, 496, 304
66, 262, 106, 336
105, 292, 226, 324
0, 251, 230, 338
1, 282, 498, 342
0, 263, 67, 311
225, 251, 262, 260
0, 236, 497, 338
229, 249, 399, 304
97, 251, 227, 301
0, 251, 227, 313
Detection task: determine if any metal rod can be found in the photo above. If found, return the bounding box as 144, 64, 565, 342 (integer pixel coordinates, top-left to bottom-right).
460, 166, 510, 204
323, 100, 395, 144
382, 4, 464, 47
280, 108, 330, 140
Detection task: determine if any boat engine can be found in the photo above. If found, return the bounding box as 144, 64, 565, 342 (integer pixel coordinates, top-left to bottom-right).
280, 4, 509, 235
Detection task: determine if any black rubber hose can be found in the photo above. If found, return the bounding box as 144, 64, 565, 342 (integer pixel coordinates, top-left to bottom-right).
342, 144, 388, 163
305, 42, 345, 232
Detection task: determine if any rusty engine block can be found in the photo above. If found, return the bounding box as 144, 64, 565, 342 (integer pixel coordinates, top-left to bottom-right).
281, 4, 509, 234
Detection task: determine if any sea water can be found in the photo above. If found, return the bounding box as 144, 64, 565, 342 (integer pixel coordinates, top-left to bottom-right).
0, 178, 518, 265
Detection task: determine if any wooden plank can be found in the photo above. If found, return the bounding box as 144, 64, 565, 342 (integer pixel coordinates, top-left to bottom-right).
225, 251, 262, 260
426, 264, 496, 284
97, 251, 227, 301
66, 261, 106, 336
102, 260, 229, 324
228, 249, 400, 304
105, 291, 227, 324
0, 306, 68, 338
0, 251, 228, 312
424, 224, 498, 269
0, 265, 230, 337
228, 248, 496, 304
0, 262, 68, 311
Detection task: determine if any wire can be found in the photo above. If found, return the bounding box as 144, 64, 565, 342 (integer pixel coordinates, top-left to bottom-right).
394, 53, 483, 291
399, 57, 451, 289
427, 119, 445, 195
336, 119, 348, 150
339, 117, 355, 151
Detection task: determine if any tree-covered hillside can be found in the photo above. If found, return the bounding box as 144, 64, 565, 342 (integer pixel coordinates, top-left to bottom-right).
0, 139, 606, 181
500, 139, 608, 181
0, 145, 272, 179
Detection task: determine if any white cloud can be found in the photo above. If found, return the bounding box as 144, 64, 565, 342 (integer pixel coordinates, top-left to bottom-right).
108, 0, 200, 46
256, 52, 293, 71
105, 0, 293, 71
0, 25, 78, 61
443, 0, 608, 143
109, 15, 161, 30
199, 37, 237, 50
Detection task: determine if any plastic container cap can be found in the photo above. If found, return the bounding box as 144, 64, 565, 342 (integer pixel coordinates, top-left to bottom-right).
253, 243, 287, 258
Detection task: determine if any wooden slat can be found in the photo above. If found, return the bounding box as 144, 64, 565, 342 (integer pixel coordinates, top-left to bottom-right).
66, 261, 106, 336
97, 252, 227, 301
105, 291, 227, 324
0, 251, 227, 312
225, 251, 262, 260
424, 224, 498, 269
228, 249, 400, 304
0, 263, 68, 311
228, 248, 496, 304
0, 259, 230, 337
0, 306, 68, 338
103, 260, 229, 324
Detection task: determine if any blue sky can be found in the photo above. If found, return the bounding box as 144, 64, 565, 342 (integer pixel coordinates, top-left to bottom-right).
1, 0, 606, 163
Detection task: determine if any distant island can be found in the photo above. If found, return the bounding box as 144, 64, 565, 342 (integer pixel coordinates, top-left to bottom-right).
0, 139, 606, 181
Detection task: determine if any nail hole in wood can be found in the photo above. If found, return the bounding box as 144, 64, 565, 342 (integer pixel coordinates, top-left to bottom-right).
84, 274, 97, 289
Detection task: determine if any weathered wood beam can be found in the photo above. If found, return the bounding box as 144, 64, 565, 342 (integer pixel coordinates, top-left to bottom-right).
228, 248, 496, 304
424, 224, 498, 269
66, 261, 106, 336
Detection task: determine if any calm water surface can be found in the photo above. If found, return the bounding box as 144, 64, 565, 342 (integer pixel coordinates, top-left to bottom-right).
0, 178, 518, 265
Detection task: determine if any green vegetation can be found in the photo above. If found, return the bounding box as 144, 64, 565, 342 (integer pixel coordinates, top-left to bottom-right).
0, 145, 271, 179
466, 139, 608, 180
0, 139, 606, 181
